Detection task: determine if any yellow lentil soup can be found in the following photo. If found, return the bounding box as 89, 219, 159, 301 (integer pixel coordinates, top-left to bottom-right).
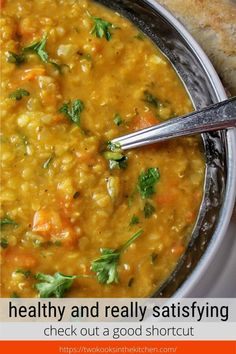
0, 0, 205, 298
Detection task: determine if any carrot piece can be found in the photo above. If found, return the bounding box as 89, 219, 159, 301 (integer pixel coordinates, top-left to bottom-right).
0, 0, 5, 9
194, 190, 202, 202
91, 39, 104, 54
75, 151, 95, 164
186, 210, 196, 224
52, 114, 66, 124
5, 248, 37, 268
156, 190, 177, 206
32, 209, 77, 246
32, 209, 58, 237
156, 194, 174, 205
21, 67, 46, 81
171, 244, 185, 256
131, 112, 159, 131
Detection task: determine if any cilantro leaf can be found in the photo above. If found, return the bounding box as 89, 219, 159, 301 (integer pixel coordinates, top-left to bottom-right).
91, 229, 143, 285
35, 272, 77, 298
91, 249, 120, 284
114, 113, 123, 126
59, 99, 85, 126
9, 88, 30, 101
0, 217, 18, 228
23, 33, 63, 71
7, 34, 63, 71
35, 272, 91, 298
138, 167, 160, 199
0, 238, 8, 249
49, 60, 66, 73
144, 202, 156, 218
11, 292, 20, 298
90, 16, 114, 41
15, 269, 32, 278
143, 90, 162, 108
23, 33, 49, 63
129, 215, 139, 226
7, 51, 26, 65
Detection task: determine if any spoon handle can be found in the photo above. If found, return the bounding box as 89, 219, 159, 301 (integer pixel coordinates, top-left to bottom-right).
112, 97, 236, 150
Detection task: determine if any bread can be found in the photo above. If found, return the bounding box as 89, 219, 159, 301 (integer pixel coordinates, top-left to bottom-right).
157, 0, 236, 96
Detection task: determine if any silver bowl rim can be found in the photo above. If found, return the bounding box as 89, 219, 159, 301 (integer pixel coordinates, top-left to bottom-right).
145, 0, 236, 297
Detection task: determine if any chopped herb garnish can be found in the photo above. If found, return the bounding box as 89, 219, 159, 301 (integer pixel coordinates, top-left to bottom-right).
9, 88, 30, 101
59, 99, 85, 126
23, 33, 49, 63
143, 90, 162, 108
91, 249, 119, 285
91, 229, 143, 285
138, 167, 160, 199
7, 51, 26, 65
90, 15, 114, 41
114, 113, 123, 126
0, 217, 18, 228
43, 154, 55, 169
23, 33, 62, 71
7, 34, 63, 71
0, 238, 8, 249
35, 272, 89, 298
129, 215, 139, 226
50, 61, 67, 73
144, 202, 156, 218
15, 269, 32, 278
11, 292, 20, 298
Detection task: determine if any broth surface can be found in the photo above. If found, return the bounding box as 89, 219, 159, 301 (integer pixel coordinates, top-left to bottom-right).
0, 0, 205, 298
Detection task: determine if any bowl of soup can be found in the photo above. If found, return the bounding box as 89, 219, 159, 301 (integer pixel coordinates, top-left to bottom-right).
0, 0, 235, 298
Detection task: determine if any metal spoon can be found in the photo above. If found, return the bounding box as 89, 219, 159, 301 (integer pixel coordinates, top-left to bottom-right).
111, 96, 236, 150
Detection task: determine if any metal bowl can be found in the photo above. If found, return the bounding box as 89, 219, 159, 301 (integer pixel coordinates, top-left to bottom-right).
96, 0, 236, 297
